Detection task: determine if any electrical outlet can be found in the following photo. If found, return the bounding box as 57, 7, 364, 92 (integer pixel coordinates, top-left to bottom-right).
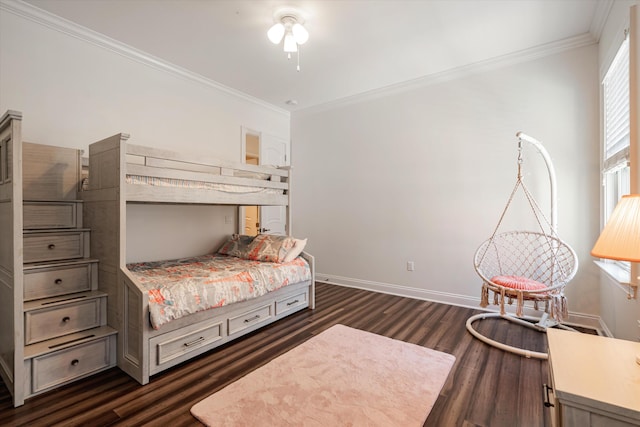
407, 261, 415, 271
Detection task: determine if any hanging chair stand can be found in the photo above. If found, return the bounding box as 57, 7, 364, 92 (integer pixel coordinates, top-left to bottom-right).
466, 132, 579, 360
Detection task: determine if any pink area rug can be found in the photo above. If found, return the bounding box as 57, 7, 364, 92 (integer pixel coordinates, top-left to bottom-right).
191, 324, 456, 426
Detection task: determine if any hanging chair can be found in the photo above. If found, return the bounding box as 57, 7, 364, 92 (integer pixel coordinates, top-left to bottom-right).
466, 132, 579, 360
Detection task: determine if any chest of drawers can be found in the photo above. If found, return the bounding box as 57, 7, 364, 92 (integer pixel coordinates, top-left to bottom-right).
23, 201, 81, 230
546, 329, 640, 426
23, 260, 96, 301
24, 291, 107, 345
0, 138, 118, 406
23, 229, 90, 263
20, 197, 116, 401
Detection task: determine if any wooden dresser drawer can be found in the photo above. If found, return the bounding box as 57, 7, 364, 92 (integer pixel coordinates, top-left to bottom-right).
25, 295, 105, 345
228, 304, 273, 336
24, 261, 96, 301
23, 230, 89, 263
150, 321, 224, 369
275, 290, 308, 316
30, 336, 113, 393
23, 201, 80, 230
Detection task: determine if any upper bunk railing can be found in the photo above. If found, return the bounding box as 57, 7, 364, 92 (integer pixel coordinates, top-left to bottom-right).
85, 133, 290, 206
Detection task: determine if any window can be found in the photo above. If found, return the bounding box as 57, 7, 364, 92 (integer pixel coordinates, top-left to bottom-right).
601, 36, 631, 272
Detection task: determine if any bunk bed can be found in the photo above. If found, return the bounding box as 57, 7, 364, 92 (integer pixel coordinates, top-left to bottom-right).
81, 133, 315, 385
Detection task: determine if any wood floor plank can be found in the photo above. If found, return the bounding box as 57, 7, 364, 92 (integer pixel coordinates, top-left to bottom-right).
517, 352, 550, 426
0, 282, 558, 426
458, 322, 510, 425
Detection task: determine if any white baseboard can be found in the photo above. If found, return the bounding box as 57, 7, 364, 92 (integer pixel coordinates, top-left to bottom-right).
597, 319, 614, 338
317, 273, 604, 333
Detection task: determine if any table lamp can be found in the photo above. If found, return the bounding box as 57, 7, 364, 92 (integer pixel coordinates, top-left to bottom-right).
591, 194, 640, 365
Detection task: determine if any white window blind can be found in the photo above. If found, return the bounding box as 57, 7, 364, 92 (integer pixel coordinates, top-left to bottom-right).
603, 37, 630, 171
601, 34, 631, 272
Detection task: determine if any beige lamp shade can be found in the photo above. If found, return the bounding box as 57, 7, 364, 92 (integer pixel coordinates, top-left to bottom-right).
591, 194, 640, 262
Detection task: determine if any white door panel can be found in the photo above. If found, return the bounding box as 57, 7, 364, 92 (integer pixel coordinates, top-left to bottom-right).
260, 134, 289, 235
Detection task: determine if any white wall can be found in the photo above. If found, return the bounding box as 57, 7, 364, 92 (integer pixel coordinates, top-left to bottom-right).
597, 0, 640, 340
292, 45, 601, 323
0, 4, 290, 262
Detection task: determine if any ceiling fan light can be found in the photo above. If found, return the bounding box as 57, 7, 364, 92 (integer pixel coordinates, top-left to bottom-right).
267, 23, 285, 44
283, 33, 298, 53
292, 23, 309, 45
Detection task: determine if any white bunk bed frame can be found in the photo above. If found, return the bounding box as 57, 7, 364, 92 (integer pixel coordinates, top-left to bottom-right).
82, 133, 315, 385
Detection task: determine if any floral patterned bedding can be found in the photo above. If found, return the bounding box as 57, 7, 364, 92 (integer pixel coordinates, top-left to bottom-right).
126, 254, 311, 330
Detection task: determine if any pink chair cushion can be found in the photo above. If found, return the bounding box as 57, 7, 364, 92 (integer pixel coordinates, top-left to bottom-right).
491, 275, 547, 291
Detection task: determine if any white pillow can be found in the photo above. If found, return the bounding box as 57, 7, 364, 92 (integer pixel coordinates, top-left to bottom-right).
283, 238, 307, 263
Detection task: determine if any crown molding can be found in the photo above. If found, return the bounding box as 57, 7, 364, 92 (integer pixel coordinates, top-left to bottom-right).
589, 0, 615, 43
0, 0, 290, 118
1, 0, 600, 119
294, 32, 597, 117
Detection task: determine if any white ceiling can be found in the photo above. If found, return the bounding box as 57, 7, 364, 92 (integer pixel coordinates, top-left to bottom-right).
23, 0, 606, 112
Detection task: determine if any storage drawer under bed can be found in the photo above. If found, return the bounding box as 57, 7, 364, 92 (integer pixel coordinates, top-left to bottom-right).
228, 304, 273, 336
275, 290, 308, 316
149, 320, 224, 373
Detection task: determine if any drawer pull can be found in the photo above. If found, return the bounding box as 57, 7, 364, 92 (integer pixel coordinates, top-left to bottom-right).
542, 384, 555, 408
62, 316, 71, 323
54, 278, 63, 285
48, 244, 56, 250
286, 299, 300, 306
183, 336, 205, 347
70, 359, 79, 366
244, 315, 261, 323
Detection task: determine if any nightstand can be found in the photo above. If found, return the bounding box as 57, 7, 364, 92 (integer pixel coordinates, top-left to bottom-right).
546, 328, 640, 426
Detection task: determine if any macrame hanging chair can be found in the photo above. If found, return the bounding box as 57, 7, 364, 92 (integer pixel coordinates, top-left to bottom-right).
466, 132, 579, 360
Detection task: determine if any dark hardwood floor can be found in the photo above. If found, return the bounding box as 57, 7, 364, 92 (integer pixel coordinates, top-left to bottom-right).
0, 282, 554, 426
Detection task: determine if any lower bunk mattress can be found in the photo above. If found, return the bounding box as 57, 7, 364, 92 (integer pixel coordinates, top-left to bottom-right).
126, 254, 311, 329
